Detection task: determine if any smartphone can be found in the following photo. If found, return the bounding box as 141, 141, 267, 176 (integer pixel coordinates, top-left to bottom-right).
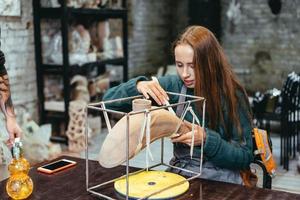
37, 159, 77, 174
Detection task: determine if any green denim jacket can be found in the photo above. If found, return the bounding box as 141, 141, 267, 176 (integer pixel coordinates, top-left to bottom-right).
103, 75, 253, 171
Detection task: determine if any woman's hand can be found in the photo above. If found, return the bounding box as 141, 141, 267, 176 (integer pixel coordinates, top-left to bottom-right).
137, 80, 169, 105
171, 122, 206, 146
5, 116, 22, 147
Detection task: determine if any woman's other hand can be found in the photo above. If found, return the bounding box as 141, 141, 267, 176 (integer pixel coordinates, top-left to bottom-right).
6, 116, 22, 147
171, 122, 206, 146
136, 80, 169, 105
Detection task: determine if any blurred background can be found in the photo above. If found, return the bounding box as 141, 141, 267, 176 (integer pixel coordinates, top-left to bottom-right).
0, 0, 299, 195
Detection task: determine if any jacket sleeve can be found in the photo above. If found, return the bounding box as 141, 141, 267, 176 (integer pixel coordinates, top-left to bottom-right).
102, 76, 148, 112
102, 75, 181, 111
203, 93, 254, 170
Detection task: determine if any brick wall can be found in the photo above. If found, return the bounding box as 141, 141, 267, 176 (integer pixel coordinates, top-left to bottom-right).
168, 1, 189, 64
128, 0, 174, 77
0, 1, 38, 121
221, 0, 300, 92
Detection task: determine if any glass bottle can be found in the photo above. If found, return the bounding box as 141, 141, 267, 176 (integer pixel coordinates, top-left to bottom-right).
6, 138, 33, 199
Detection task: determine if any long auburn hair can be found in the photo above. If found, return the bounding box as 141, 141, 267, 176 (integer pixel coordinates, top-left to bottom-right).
173, 26, 250, 138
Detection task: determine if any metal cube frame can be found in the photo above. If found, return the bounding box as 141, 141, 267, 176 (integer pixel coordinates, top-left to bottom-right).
85, 92, 206, 200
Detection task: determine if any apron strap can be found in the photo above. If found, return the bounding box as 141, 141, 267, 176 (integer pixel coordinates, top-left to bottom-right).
176, 85, 187, 117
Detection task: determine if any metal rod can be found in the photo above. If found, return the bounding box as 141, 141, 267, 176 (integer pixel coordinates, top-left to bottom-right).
200, 100, 206, 174
162, 163, 201, 175
126, 114, 129, 200
88, 169, 144, 191
87, 105, 126, 115
173, 101, 191, 134
89, 92, 203, 107
87, 189, 116, 200
88, 163, 163, 191
89, 95, 143, 106
128, 100, 200, 116
160, 138, 164, 164
85, 107, 89, 191
167, 91, 204, 100
87, 98, 203, 117
122, 7, 128, 81
101, 102, 112, 132
147, 163, 162, 169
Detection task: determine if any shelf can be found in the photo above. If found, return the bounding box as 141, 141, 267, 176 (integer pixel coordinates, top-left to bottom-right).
42, 58, 125, 74
50, 135, 68, 144
41, 64, 63, 74
45, 101, 65, 112
45, 111, 65, 120
33, 0, 128, 144
39, 8, 62, 19
71, 8, 127, 18
39, 7, 127, 19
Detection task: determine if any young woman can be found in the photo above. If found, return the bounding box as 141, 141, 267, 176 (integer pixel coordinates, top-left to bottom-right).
103, 26, 253, 184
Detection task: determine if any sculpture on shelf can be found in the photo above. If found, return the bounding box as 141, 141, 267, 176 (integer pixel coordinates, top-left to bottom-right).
89, 20, 123, 59
43, 0, 109, 8
88, 72, 110, 101
70, 75, 90, 102
40, 0, 60, 7
67, 75, 100, 152
64, 0, 107, 8
44, 25, 96, 65
70, 25, 91, 54
89, 20, 110, 53
109, 0, 122, 9
62, 0, 82, 8
66, 100, 89, 152
43, 75, 64, 101
103, 36, 123, 59
43, 30, 62, 64
82, 0, 101, 8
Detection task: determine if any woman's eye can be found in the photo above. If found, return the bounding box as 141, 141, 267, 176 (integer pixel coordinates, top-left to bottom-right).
176, 63, 183, 68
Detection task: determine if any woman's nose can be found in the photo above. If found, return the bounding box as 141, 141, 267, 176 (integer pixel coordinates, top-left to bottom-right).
182, 67, 190, 78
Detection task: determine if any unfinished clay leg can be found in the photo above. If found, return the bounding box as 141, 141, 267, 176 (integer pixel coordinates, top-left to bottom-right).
98, 108, 191, 168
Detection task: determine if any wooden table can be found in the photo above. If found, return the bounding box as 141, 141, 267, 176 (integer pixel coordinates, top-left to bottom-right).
1, 156, 299, 200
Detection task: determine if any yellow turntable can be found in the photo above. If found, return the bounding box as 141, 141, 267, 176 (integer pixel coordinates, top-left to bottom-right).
114, 171, 189, 199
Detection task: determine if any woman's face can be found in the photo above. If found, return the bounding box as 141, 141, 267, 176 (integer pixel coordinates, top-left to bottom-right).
175, 44, 195, 88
